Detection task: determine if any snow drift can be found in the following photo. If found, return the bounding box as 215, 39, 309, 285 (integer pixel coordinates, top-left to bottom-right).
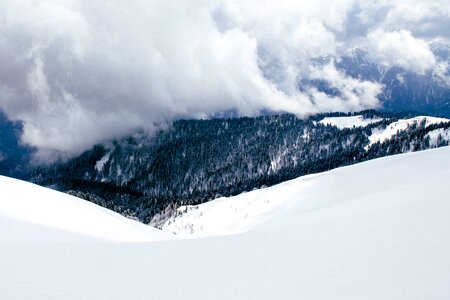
0, 176, 172, 243
1, 147, 450, 299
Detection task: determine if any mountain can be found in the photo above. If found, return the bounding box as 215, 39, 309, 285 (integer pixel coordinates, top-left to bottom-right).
1, 41, 448, 179
308, 40, 450, 117
1, 40, 449, 177
0, 111, 34, 178
161, 146, 450, 239
0, 175, 172, 243
2, 147, 450, 299
28, 111, 450, 224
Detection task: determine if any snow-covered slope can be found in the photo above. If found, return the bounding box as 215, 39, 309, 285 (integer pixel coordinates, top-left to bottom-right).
368, 116, 450, 146
2, 147, 450, 299
0, 176, 173, 243
161, 146, 450, 239
319, 115, 383, 129
427, 127, 450, 147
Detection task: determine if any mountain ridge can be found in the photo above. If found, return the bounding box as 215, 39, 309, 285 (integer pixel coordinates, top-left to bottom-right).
28, 110, 450, 224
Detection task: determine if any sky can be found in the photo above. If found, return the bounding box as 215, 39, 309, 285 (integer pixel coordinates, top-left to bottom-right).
0, 0, 449, 161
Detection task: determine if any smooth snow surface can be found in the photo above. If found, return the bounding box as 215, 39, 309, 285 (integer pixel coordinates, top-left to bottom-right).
0, 176, 173, 243
162, 182, 306, 238
368, 116, 450, 146
2, 147, 450, 299
319, 115, 383, 129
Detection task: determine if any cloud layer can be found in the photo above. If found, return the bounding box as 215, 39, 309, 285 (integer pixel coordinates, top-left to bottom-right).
0, 0, 448, 160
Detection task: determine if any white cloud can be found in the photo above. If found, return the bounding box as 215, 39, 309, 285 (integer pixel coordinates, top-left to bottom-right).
366, 29, 436, 74
0, 0, 446, 161
433, 61, 450, 87
382, 0, 450, 38
308, 62, 383, 112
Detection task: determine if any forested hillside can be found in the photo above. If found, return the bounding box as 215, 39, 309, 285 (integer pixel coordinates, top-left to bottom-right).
29, 110, 450, 223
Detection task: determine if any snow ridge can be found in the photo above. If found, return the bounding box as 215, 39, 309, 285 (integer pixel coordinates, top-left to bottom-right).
0, 176, 173, 243
319, 115, 383, 129
368, 116, 450, 146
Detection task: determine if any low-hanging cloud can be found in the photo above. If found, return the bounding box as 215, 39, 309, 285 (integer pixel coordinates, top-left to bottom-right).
0, 0, 448, 161
366, 29, 436, 74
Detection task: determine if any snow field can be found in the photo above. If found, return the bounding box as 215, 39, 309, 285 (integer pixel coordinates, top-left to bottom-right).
1, 147, 450, 299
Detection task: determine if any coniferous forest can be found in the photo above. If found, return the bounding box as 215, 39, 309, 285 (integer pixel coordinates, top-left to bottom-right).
28, 110, 450, 224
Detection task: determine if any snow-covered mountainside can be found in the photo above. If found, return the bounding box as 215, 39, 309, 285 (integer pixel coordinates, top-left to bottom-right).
367, 116, 450, 146
319, 114, 383, 129
29, 111, 450, 224
1, 147, 450, 299
160, 146, 450, 241
0, 176, 173, 243
428, 127, 450, 147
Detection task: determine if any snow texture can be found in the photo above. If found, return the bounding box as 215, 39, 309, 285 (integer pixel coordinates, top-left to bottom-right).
1, 147, 450, 299
319, 115, 383, 129
427, 127, 450, 146
0, 176, 173, 243
368, 116, 450, 146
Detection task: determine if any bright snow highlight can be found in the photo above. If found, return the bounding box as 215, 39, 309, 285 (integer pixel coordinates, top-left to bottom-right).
1, 147, 450, 299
